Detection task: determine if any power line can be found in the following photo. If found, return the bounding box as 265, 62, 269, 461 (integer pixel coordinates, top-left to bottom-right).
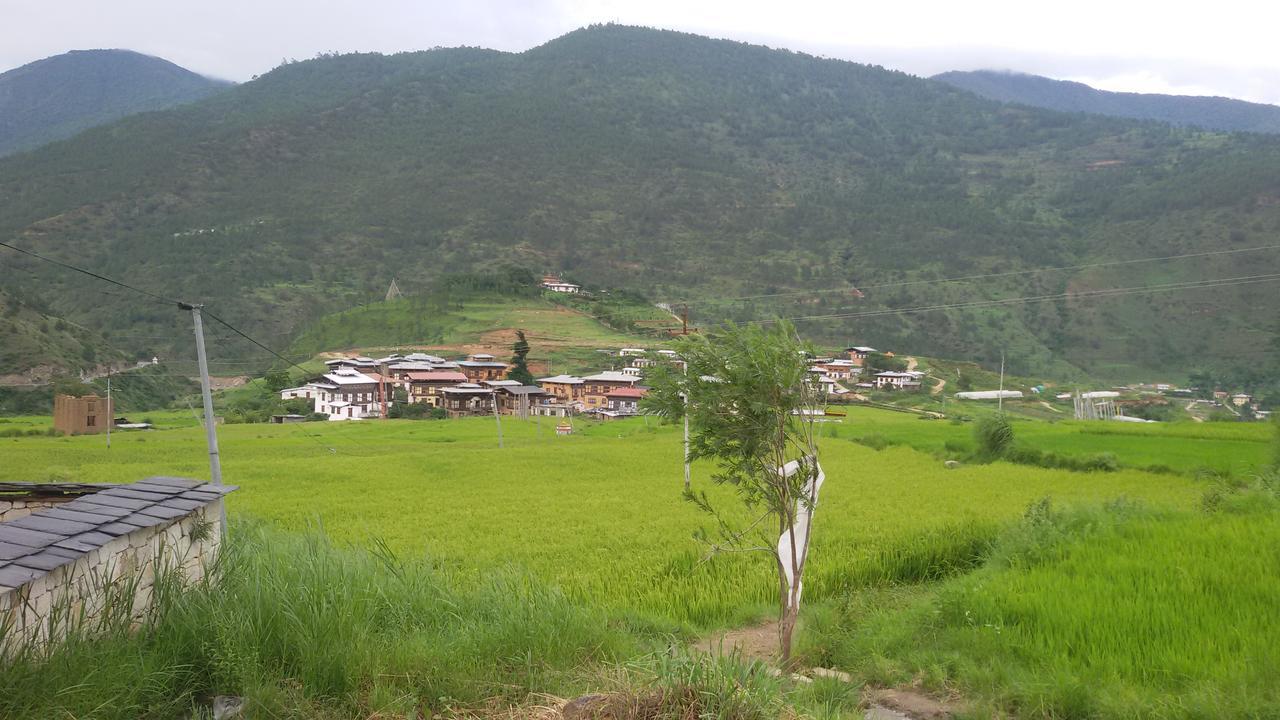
756, 273, 1280, 325
201, 310, 317, 378
0, 240, 181, 307
673, 243, 1280, 307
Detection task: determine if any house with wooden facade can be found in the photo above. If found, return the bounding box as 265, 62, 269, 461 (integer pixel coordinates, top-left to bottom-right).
581, 371, 643, 410
406, 371, 470, 406
605, 387, 648, 416
843, 346, 877, 366
539, 374, 585, 403
457, 359, 510, 382
440, 385, 495, 417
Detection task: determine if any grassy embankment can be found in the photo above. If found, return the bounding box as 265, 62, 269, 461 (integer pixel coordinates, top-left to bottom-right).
1, 413, 1277, 718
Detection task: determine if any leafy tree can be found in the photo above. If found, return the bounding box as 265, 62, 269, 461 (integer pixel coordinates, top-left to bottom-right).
508, 329, 534, 385
865, 352, 907, 375
974, 412, 1015, 460
263, 369, 292, 393
645, 321, 823, 666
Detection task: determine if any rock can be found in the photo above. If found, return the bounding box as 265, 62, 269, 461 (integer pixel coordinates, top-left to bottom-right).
561, 694, 609, 720
212, 696, 245, 720
809, 666, 854, 683
943, 460, 961, 469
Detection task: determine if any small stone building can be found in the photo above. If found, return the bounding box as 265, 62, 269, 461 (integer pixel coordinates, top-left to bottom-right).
53, 393, 113, 435
0, 477, 235, 656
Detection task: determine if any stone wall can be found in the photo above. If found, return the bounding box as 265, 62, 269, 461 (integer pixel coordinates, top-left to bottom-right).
0, 478, 235, 656
0, 498, 68, 524
0, 499, 224, 656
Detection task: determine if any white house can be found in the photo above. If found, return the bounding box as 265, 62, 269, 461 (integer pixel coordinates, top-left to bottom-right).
873, 371, 921, 390
307, 369, 389, 420
541, 275, 581, 293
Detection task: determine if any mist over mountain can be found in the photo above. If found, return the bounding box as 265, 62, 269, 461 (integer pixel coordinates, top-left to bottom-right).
933, 69, 1280, 134
0, 49, 230, 157
0, 26, 1277, 383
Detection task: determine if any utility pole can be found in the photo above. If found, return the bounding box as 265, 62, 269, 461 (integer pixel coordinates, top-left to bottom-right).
492, 393, 504, 449
180, 299, 225, 530
682, 363, 690, 490
998, 350, 1006, 413
105, 372, 111, 449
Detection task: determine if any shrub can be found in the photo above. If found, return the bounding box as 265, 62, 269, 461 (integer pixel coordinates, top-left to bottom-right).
974, 413, 1014, 460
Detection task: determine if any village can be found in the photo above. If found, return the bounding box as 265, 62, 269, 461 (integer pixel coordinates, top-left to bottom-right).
270, 344, 927, 423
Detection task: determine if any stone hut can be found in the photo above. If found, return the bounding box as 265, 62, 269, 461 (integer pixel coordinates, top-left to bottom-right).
0, 477, 235, 656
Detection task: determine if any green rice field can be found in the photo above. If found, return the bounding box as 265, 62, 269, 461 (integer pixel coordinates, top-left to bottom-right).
2, 409, 1277, 717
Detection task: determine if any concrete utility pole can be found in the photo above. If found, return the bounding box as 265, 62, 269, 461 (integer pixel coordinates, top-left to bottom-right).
682, 363, 691, 491
492, 394, 504, 449
105, 373, 111, 449
181, 301, 226, 527
998, 350, 1006, 413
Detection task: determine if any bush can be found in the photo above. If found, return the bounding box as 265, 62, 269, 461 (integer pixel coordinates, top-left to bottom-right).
974, 413, 1014, 460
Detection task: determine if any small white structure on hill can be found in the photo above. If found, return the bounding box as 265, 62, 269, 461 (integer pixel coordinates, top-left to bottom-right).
955, 390, 1024, 401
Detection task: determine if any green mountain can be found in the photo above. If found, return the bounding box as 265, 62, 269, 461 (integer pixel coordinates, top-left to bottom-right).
0, 26, 1277, 385
933, 70, 1280, 134
0, 49, 230, 157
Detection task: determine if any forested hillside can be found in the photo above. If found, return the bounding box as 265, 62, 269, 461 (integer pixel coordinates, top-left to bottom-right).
934, 70, 1280, 134
1, 26, 1278, 384
0, 49, 230, 157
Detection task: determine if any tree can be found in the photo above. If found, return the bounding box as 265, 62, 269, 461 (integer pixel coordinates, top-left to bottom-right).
508, 329, 534, 385
645, 321, 823, 666
263, 369, 291, 393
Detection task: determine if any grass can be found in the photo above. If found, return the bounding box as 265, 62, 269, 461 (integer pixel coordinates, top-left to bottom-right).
0, 522, 640, 720
286, 293, 667, 376
0, 414, 1202, 629
803, 500, 1280, 718
2, 409, 1274, 718
829, 406, 1273, 475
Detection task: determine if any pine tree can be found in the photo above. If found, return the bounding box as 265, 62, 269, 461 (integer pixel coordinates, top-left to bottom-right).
509, 330, 534, 385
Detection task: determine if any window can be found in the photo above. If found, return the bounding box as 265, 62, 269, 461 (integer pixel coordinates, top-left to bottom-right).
87, 416, 96, 427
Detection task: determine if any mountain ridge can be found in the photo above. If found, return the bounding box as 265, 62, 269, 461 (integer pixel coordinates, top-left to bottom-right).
933, 69, 1280, 134
0, 48, 231, 157
0, 26, 1276, 385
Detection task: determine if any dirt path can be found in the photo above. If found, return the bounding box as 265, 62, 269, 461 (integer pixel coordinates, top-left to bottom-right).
905, 356, 918, 372
693, 620, 780, 663
694, 622, 959, 718
931, 377, 946, 396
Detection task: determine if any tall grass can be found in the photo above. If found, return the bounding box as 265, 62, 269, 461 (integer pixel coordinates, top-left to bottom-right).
0, 523, 637, 720
803, 500, 1280, 718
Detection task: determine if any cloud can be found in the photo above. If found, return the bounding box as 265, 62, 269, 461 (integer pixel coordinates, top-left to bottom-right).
2, 0, 1278, 105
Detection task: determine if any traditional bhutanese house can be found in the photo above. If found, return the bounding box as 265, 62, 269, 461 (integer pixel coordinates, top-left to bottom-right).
440, 385, 495, 417
493, 385, 552, 415
618, 348, 647, 357
406, 371, 469, 406
843, 346, 877, 366
324, 356, 379, 371
314, 369, 387, 420
539, 374, 585, 403
873, 371, 921, 391
604, 387, 648, 416
1231, 393, 1253, 407
541, 275, 581, 293
581, 371, 643, 410
457, 359, 509, 382
386, 361, 444, 383
816, 358, 859, 380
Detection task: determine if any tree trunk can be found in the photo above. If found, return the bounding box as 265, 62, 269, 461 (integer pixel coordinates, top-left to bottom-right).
779, 599, 799, 669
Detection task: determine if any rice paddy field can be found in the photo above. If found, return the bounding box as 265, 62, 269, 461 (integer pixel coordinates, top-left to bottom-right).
2, 409, 1277, 717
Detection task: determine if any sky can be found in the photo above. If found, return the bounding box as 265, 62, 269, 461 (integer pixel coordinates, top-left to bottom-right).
3, 0, 1280, 105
